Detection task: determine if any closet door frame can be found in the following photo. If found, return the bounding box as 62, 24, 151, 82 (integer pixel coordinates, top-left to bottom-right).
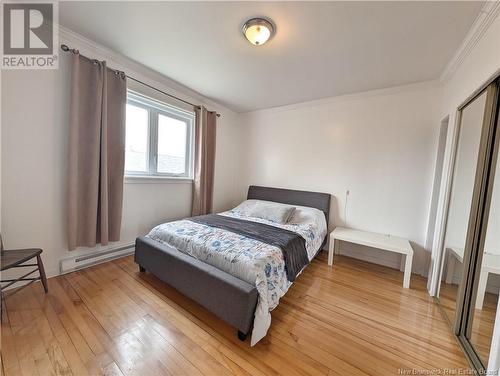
453, 79, 500, 371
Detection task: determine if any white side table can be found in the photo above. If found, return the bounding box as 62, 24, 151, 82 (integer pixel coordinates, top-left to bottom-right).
328, 227, 414, 288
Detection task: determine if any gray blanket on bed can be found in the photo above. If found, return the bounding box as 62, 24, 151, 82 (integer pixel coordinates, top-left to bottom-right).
188, 214, 309, 282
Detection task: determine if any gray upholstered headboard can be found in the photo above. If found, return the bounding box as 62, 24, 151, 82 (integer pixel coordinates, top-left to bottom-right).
247, 185, 331, 229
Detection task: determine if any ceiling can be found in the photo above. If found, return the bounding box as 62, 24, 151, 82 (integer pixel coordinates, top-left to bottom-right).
59, 1, 484, 112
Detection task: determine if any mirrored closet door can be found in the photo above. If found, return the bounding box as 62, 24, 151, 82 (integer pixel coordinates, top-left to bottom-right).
468, 139, 500, 367
437, 78, 500, 372
438, 90, 487, 325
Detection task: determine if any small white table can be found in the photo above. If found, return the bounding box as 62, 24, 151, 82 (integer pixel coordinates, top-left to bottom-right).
328, 227, 414, 288
445, 247, 500, 309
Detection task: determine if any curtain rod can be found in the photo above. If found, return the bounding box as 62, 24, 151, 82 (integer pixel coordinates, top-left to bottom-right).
60, 44, 220, 117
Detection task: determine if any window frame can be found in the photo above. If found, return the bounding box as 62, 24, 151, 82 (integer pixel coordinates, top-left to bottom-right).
125, 90, 195, 180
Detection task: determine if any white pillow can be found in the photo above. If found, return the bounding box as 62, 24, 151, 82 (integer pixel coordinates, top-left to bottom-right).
232, 199, 259, 214
288, 205, 327, 236
247, 201, 296, 224
233, 200, 296, 224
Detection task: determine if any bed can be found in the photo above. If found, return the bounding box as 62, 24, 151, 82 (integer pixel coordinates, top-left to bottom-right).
134, 185, 331, 345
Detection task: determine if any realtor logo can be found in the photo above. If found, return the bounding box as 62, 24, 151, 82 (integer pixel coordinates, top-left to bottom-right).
2, 2, 58, 69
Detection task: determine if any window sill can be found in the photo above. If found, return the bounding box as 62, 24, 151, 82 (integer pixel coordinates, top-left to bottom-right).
124, 175, 193, 184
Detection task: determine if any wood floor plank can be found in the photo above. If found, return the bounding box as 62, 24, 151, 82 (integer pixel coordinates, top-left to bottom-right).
32, 280, 90, 376
9, 312, 40, 376
20, 310, 55, 376
32, 313, 73, 376
1, 311, 22, 376
2, 253, 472, 375
102, 362, 125, 376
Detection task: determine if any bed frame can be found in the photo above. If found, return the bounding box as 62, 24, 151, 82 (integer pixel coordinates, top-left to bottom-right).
134, 185, 331, 340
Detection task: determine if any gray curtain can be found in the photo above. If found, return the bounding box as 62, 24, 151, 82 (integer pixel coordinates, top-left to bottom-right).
67, 53, 127, 250
192, 107, 217, 216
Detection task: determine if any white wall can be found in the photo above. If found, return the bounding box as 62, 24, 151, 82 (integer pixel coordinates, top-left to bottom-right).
0, 28, 242, 277
238, 82, 443, 275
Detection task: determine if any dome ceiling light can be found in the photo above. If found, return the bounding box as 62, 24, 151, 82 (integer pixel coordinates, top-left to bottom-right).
242, 17, 275, 46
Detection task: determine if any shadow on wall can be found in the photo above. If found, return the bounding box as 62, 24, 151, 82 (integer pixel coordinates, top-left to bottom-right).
410, 241, 431, 277
328, 195, 340, 233
333, 239, 430, 277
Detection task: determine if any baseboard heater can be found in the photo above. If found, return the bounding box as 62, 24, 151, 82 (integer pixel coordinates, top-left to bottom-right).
60, 243, 135, 274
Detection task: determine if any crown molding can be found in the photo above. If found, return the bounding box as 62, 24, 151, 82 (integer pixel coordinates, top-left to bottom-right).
242, 80, 441, 116
56, 25, 235, 115
440, 1, 500, 82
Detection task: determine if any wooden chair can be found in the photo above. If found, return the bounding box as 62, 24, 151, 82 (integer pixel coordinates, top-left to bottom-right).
0, 235, 48, 312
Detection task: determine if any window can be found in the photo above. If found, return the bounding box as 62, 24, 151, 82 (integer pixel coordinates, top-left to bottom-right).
125, 91, 194, 179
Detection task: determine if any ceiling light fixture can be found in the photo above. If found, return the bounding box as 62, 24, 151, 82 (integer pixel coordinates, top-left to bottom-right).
242, 17, 275, 46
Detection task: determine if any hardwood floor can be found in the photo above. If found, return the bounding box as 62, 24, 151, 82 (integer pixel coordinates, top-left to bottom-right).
1, 252, 470, 376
